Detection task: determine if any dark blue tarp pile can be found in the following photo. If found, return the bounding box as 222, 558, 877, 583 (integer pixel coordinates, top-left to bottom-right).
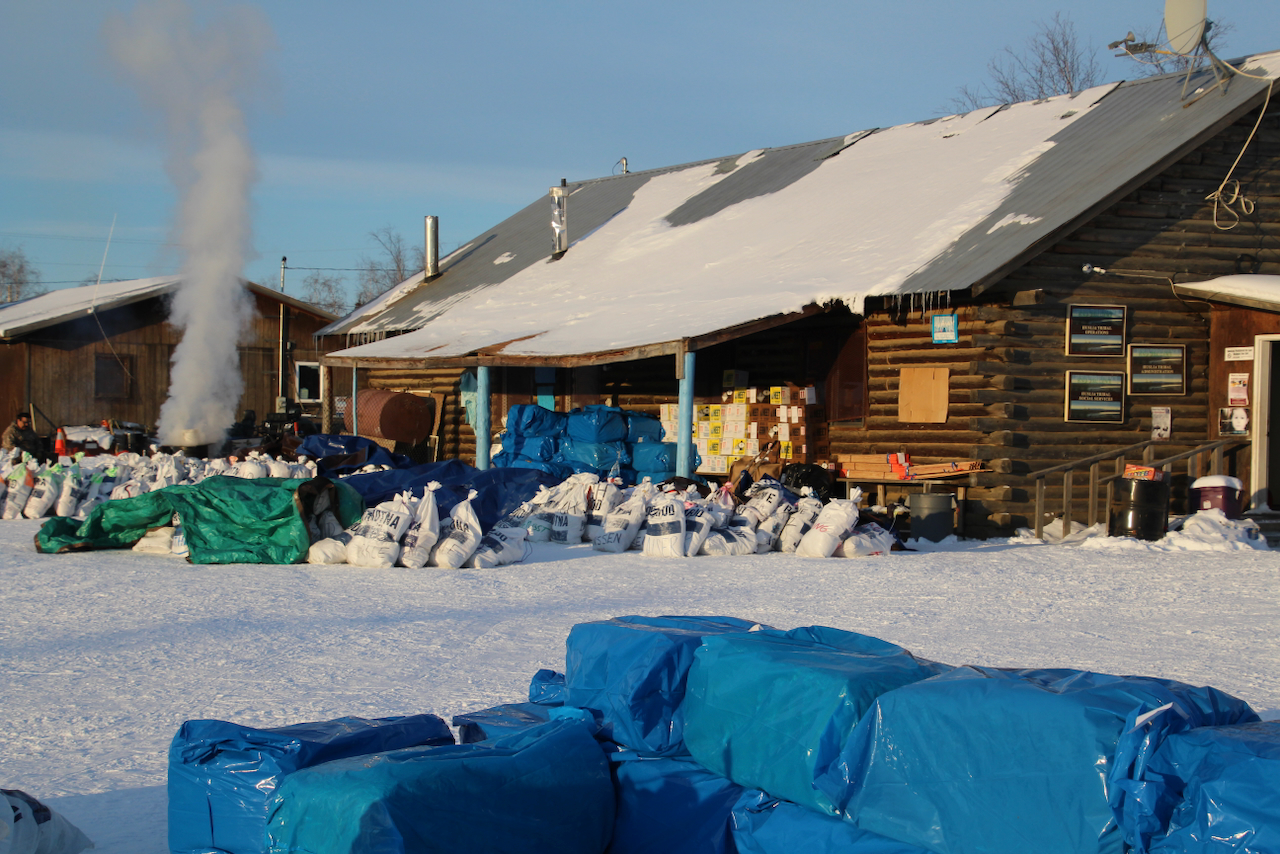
169, 617, 1276, 854
339, 458, 560, 533
264, 718, 615, 854
491, 404, 695, 485
293, 434, 416, 475
168, 714, 453, 854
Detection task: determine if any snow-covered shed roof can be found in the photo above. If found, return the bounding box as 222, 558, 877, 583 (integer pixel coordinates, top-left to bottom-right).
322, 52, 1280, 367
1173, 275, 1280, 312
0, 276, 336, 340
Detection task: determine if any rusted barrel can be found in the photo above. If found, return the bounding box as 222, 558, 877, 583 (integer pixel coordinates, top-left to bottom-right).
344, 390, 436, 444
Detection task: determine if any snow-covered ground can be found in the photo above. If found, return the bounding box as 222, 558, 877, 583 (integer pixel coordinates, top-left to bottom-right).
2, 517, 1277, 853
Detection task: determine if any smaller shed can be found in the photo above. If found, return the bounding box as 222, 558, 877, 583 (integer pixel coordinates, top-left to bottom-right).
0, 276, 336, 438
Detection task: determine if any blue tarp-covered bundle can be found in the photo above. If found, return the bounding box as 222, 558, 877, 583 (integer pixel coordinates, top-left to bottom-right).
264, 718, 615, 854
554, 438, 630, 472
506, 404, 567, 438
169, 714, 453, 854
500, 433, 557, 462
732, 791, 933, 854
452, 702, 554, 744
1145, 720, 1280, 854
625, 411, 664, 443
566, 405, 629, 444
529, 668, 567, 705
683, 626, 949, 816
564, 615, 771, 756
609, 756, 744, 854
823, 666, 1258, 854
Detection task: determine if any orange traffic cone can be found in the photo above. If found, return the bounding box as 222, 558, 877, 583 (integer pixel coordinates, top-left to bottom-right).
54, 427, 68, 457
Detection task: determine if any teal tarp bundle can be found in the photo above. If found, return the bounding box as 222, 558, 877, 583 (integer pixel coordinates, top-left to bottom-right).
821, 666, 1258, 854
36, 476, 365, 564
265, 718, 615, 854
564, 615, 771, 756
683, 626, 948, 815
168, 714, 453, 854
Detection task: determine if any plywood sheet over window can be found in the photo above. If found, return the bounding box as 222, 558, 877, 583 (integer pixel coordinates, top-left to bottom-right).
95, 353, 133, 401
898, 366, 949, 423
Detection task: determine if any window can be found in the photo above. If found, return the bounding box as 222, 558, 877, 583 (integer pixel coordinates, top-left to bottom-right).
295, 361, 320, 401
95, 354, 132, 400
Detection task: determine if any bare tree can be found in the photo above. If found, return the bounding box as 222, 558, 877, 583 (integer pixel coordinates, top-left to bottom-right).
951, 13, 1103, 112
0, 247, 46, 304
300, 270, 350, 316
353, 226, 426, 308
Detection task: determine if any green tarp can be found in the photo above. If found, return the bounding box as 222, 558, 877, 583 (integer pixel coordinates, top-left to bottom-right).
35, 476, 364, 565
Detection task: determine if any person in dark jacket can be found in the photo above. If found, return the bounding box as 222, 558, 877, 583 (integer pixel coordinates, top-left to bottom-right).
2, 412, 42, 460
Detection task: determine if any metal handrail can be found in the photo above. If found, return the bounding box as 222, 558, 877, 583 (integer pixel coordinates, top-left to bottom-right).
1030, 438, 1247, 540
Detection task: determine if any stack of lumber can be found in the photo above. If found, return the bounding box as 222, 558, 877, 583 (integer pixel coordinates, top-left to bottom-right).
836, 454, 988, 481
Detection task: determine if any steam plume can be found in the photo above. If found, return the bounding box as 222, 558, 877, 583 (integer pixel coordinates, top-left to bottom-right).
105, 0, 275, 445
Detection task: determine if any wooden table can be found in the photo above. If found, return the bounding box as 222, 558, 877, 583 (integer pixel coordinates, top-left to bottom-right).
836, 474, 977, 537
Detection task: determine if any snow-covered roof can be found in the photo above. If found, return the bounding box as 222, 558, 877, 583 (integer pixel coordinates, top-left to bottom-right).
0, 275, 336, 339
1173, 274, 1280, 312
323, 52, 1280, 365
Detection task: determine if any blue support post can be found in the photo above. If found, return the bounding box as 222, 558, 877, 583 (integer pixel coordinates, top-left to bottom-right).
476, 365, 492, 470
676, 350, 695, 478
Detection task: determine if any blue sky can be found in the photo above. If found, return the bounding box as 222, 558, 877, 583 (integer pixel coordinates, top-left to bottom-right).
3, 0, 1279, 309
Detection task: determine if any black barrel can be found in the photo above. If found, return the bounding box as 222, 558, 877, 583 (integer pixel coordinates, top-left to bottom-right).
1108, 478, 1170, 540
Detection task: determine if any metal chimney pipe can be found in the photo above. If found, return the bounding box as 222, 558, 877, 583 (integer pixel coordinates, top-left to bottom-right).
424, 215, 439, 277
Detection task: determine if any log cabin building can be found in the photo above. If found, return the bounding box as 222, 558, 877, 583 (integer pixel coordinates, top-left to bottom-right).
317, 52, 1280, 538
0, 276, 336, 438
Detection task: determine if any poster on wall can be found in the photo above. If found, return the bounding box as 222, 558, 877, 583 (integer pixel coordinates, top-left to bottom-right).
1219, 407, 1251, 436
1065, 371, 1125, 423
1228, 373, 1250, 406
1127, 344, 1186, 395
1151, 406, 1171, 440
1066, 305, 1126, 357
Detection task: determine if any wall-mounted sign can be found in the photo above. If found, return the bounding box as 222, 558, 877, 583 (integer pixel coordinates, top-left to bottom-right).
1224, 346, 1255, 362
1065, 371, 1125, 423
1127, 344, 1186, 395
931, 314, 959, 344
1066, 305, 1126, 357
1219, 407, 1251, 436
1151, 406, 1171, 440
1229, 373, 1250, 406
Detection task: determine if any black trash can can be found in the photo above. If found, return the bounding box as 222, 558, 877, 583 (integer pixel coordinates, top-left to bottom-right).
1108, 477, 1170, 540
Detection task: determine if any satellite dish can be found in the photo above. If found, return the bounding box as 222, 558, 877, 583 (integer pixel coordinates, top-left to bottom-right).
1165, 0, 1207, 56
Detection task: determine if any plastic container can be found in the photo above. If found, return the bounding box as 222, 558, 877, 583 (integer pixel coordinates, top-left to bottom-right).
1108, 477, 1170, 540
908, 492, 955, 542
1189, 474, 1245, 519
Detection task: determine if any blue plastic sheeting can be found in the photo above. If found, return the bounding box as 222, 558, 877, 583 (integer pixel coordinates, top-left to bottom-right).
506, 404, 567, 438
453, 702, 552, 744
264, 718, 615, 854
683, 626, 949, 816
555, 438, 631, 469
732, 791, 932, 854
631, 443, 679, 473
339, 461, 560, 532
499, 433, 558, 461
529, 668, 567, 706
825, 667, 1258, 854
566, 405, 628, 444
609, 756, 744, 854
1144, 720, 1280, 854
564, 615, 771, 756
292, 435, 415, 475
624, 412, 665, 443
168, 714, 453, 854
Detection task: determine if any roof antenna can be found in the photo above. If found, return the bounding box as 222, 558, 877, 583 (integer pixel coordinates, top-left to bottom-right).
614, 157, 629, 175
